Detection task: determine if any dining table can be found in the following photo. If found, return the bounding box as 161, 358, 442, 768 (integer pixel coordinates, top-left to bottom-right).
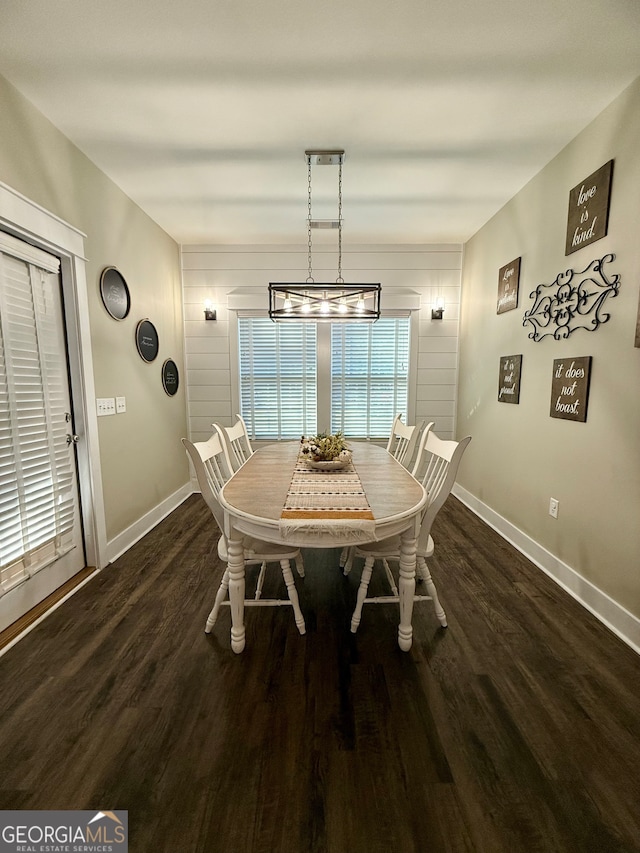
218, 440, 427, 653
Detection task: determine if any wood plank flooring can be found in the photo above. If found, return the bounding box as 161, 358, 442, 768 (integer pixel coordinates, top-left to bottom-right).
0, 494, 639, 853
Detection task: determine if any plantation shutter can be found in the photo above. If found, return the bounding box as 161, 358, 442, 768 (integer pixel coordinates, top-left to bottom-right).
330, 317, 410, 438
238, 317, 317, 439
0, 233, 76, 592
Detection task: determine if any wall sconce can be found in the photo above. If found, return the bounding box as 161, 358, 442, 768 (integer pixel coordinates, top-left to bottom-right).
431, 296, 445, 320
204, 299, 217, 321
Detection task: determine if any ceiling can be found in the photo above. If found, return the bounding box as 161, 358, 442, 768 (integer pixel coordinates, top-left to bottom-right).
1, 0, 640, 246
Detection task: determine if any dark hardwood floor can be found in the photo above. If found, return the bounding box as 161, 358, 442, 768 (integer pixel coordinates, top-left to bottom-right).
1, 494, 639, 853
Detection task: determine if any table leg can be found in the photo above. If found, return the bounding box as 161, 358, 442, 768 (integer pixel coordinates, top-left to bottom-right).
397, 526, 417, 651
227, 532, 246, 653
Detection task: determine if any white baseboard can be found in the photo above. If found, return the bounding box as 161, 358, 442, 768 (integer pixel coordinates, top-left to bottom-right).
106, 482, 194, 565
452, 484, 640, 656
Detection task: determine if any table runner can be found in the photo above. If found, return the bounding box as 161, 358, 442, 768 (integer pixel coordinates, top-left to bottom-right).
279, 455, 377, 542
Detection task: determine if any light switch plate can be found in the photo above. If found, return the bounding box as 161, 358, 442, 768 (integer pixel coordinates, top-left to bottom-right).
97, 397, 116, 416
116, 396, 126, 413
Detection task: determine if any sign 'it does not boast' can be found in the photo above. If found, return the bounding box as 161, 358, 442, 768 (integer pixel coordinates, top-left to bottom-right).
550, 356, 592, 422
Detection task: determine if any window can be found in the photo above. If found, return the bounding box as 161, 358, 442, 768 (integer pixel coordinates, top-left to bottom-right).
238, 316, 410, 440
239, 318, 317, 439
330, 319, 409, 436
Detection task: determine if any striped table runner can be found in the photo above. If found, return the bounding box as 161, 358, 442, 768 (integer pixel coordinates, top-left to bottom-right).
279, 455, 376, 542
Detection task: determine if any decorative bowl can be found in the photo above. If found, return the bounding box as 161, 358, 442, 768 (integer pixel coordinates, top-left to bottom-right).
305, 451, 352, 471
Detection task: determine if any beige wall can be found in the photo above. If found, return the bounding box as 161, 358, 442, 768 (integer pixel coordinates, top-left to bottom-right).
458, 76, 640, 621
0, 75, 189, 544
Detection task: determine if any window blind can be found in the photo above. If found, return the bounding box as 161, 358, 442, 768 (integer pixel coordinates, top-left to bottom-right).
239, 318, 317, 439
0, 243, 76, 592
330, 318, 410, 438
238, 315, 410, 442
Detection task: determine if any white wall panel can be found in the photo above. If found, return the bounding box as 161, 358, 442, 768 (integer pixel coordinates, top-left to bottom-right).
183, 242, 462, 439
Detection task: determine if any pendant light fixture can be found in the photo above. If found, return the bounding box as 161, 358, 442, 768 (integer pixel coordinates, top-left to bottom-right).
269, 150, 381, 322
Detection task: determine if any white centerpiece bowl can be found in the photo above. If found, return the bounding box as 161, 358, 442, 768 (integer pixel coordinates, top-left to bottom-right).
305, 450, 352, 471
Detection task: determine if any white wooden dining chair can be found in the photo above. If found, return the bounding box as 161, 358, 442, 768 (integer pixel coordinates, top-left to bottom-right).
212, 414, 254, 474
347, 426, 471, 634
182, 435, 305, 636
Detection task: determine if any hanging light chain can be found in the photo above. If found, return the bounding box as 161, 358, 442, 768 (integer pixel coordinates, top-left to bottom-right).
307, 157, 314, 283
336, 159, 343, 284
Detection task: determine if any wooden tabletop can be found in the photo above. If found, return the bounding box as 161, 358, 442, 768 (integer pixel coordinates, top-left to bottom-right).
220, 441, 425, 525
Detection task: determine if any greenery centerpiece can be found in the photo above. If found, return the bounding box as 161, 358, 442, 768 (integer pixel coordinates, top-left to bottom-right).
301, 431, 352, 469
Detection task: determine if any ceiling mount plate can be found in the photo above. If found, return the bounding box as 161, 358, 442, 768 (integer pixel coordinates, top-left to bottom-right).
305, 149, 345, 166
309, 219, 340, 229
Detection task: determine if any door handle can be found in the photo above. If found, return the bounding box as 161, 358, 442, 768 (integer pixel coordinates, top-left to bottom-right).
66, 434, 80, 445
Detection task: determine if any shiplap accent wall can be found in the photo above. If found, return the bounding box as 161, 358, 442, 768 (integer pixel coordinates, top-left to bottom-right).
181, 244, 462, 443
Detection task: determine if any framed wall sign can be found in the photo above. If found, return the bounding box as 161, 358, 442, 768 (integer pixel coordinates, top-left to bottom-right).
497, 257, 521, 314
135, 319, 159, 362
550, 356, 592, 422
498, 355, 522, 404
565, 160, 613, 256
99, 266, 130, 320
162, 358, 180, 396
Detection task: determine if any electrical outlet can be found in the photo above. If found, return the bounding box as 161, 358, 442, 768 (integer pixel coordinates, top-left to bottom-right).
116, 396, 126, 413
96, 397, 116, 416
549, 498, 559, 519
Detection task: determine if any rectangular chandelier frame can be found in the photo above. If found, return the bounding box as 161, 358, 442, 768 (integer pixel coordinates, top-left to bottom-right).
269, 283, 381, 323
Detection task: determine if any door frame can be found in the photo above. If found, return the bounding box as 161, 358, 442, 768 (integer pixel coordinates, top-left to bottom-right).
0, 180, 107, 571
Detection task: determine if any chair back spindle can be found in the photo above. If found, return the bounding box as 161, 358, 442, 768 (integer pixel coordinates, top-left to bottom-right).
386, 414, 425, 469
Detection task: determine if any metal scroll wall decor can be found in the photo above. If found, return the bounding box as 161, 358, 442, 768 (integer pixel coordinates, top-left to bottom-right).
522, 253, 620, 342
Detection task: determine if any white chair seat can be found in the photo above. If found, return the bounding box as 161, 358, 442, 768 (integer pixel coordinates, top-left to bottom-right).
355, 533, 434, 561
217, 535, 305, 564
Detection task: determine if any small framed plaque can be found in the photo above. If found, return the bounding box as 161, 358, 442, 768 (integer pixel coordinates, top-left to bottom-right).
162, 358, 180, 396
100, 267, 130, 320
565, 160, 613, 256
498, 355, 522, 404
550, 356, 592, 422
135, 319, 159, 363
497, 257, 521, 314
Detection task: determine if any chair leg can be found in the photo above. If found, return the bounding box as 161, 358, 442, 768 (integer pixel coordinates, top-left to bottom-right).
280, 559, 306, 635
350, 556, 375, 633
415, 557, 427, 583
417, 556, 447, 627
255, 560, 267, 600
205, 568, 230, 633
342, 546, 354, 575
382, 558, 399, 596
294, 553, 305, 578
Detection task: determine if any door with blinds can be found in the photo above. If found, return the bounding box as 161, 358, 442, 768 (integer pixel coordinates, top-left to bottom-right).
0, 232, 85, 631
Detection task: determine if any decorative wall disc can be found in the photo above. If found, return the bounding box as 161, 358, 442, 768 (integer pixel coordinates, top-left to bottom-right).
135, 319, 159, 362
100, 267, 130, 320
162, 359, 180, 396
